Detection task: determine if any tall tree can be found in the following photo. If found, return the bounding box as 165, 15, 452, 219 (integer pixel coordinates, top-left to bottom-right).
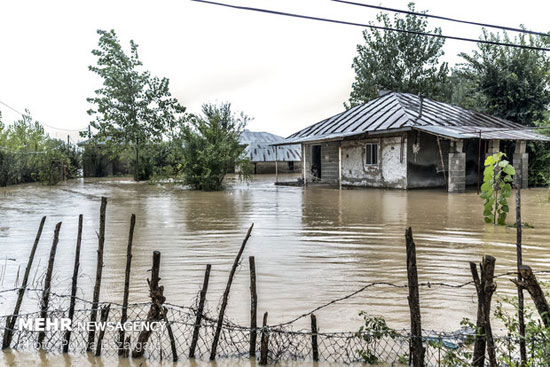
180, 103, 251, 191
459, 30, 550, 127
348, 2, 448, 107
87, 29, 186, 181
459, 30, 550, 185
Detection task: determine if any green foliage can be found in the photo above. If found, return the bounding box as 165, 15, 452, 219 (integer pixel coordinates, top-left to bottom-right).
0, 111, 80, 186
493, 296, 550, 366
347, 2, 448, 107
458, 30, 550, 186
86, 29, 186, 181
356, 312, 398, 364
180, 103, 250, 191
480, 152, 515, 225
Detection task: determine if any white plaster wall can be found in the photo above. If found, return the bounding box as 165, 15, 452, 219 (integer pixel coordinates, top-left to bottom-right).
341, 136, 407, 189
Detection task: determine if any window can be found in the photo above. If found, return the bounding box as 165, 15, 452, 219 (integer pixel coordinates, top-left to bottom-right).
365, 143, 378, 166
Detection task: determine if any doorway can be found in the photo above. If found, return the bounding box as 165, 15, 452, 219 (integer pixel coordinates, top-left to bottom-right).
312, 145, 322, 179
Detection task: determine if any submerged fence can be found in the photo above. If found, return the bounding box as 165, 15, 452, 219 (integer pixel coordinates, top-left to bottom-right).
1, 194, 550, 366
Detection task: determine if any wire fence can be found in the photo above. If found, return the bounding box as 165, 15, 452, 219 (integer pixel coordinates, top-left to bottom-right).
0, 287, 549, 365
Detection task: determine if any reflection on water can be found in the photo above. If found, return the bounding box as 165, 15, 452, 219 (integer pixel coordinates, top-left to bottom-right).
0, 175, 549, 333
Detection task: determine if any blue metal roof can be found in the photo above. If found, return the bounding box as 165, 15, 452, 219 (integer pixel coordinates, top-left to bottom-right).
240, 130, 302, 162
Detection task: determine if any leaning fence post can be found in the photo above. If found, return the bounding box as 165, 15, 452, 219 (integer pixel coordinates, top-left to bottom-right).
37, 222, 62, 348
512, 265, 550, 328
118, 213, 135, 356
63, 214, 83, 353
87, 196, 107, 352
189, 263, 212, 358
249, 256, 258, 357
405, 227, 424, 367
470, 255, 497, 367
311, 314, 319, 362
259, 311, 269, 365
209, 224, 254, 361
2, 216, 46, 350
95, 303, 111, 356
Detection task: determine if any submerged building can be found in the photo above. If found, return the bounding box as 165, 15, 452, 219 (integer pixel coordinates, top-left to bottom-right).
240, 130, 302, 174
275, 92, 549, 192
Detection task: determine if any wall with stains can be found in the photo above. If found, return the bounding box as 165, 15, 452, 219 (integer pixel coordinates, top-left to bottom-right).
341, 135, 407, 189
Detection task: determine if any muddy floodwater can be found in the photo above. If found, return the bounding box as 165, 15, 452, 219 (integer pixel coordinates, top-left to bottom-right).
1, 174, 549, 336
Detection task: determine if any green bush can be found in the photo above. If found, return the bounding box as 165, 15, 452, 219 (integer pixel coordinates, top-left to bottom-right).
0, 112, 81, 186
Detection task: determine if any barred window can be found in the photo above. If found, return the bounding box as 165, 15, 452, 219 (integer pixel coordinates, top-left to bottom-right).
365, 143, 378, 166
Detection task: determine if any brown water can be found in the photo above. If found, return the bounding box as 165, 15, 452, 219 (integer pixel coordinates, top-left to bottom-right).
0, 175, 549, 335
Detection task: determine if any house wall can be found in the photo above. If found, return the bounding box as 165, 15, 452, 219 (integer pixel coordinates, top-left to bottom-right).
253, 161, 302, 174
341, 135, 407, 189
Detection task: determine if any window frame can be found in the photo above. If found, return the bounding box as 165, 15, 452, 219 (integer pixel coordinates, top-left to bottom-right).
365, 143, 379, 166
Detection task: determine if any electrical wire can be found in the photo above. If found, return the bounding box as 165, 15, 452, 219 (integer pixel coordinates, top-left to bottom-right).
332, 0, 550, 38
191, 0, 550, 52
0, 100, 87, 132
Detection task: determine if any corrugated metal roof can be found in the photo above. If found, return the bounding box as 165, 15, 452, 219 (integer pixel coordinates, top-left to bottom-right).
240, 130, 302, 162
279, 92, 549, 143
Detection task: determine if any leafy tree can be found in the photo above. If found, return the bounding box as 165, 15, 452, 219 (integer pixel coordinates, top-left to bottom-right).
480, 152, 515, 225
180, 103, 251, 191
0, 111, 79, 186
459, 30, 550, 126
86, 29, 186, 181
347, 2, 448, 107
459, 30, 550, 185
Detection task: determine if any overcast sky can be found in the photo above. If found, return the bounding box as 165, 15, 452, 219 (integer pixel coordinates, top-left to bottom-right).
1, 0, 549, 141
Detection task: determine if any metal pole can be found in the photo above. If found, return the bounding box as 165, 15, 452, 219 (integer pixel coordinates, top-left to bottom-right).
516, 187, 527, 366
477, 131, 482, 195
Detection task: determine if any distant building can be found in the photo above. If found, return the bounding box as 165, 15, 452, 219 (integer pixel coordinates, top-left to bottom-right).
78, 138, 130, 177
239, 130, 302, 174
276, 92, 549, 191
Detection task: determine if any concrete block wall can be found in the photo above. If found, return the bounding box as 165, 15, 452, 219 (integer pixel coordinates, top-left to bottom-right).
513, 153, 529, 188
448, 153, 466, 192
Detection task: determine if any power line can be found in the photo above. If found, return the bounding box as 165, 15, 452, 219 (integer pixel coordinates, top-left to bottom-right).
332, 0, 550, 38
0, 100, 87, 132
191, 0, 550, 52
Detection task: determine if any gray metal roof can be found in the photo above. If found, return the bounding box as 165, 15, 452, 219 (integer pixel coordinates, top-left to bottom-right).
278, 92, 549, 144
240, 130, 302, 162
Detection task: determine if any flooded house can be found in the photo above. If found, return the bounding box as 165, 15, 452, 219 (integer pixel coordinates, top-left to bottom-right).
78, 138, 131, 177
275, 92, 549, 192
240, 130, 302, 174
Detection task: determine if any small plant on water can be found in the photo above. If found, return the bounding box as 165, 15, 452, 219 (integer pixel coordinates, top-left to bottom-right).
480, 152, 515, 225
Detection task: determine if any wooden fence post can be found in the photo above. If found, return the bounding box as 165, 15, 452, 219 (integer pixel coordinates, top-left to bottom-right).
249, 256, 258, 357
87, 196, 107, 352
470, 255, 497, 367
209, 224, 254, 360
63, 214, 83, 353
2, 216, 46, 350
94, 303, 111, 356
512, 265, 550, 327
259, 311, 269, 365
37, 222, 62, 348
132, 250, 161, 358
311, 314, 319, 362
189, 264, 212, 358
405, 227, 424, 367
118, 214, 135, 356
